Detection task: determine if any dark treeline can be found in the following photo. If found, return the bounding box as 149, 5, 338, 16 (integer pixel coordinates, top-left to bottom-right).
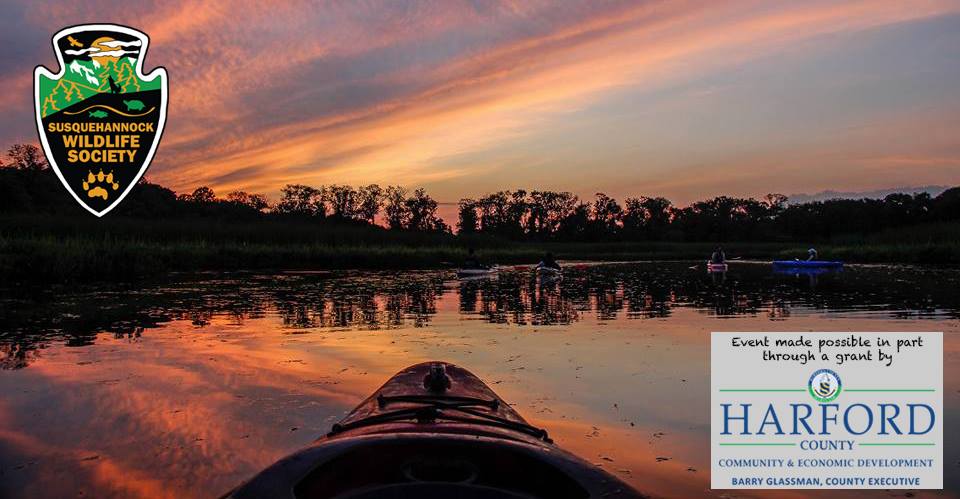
0, 144, 448, 232
2, 143, 958, 243
459, 189, 960, 242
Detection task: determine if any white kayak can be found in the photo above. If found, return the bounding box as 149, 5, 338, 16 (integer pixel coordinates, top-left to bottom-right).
457, 267, 498, 278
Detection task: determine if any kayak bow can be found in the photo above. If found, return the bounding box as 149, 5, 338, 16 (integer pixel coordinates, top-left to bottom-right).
225, 362, 644, 498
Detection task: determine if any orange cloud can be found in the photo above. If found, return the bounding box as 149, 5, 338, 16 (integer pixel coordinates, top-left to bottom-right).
144, 0, 960, 200
7, 0, 960, 203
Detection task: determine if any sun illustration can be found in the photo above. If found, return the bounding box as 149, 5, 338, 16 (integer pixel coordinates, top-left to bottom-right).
89, 37, 122, 66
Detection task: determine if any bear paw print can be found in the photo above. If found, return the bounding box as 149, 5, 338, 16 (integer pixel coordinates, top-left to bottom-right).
82, 169, 120, 200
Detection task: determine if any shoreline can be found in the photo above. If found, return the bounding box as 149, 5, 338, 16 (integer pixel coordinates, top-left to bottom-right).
1, 233, 957, 283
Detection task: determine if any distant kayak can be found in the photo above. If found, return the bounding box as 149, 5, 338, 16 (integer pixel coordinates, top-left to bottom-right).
225, 362, 643, 498
457, 267, 498, 278
706, 262, 728, 272
772, 260, 843, 268
773, 266, 841, 276
536, 265, 563, 279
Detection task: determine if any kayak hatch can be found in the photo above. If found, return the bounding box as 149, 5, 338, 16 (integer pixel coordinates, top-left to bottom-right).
225, 362, 645, 499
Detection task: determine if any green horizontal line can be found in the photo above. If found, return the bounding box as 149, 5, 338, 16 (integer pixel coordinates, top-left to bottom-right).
860, 443, 935, 446
845, 389, 935, 392
718, 389, 935, 392
719, 389, 804, 392
719, 443, 796, 446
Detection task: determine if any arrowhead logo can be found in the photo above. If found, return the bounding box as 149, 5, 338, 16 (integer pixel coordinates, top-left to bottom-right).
34, 24, 167, 216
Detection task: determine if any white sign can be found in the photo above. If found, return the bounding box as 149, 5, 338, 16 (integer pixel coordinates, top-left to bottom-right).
711, 332, 942, 489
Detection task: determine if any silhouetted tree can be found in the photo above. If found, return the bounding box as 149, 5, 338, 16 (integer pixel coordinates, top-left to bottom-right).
406, 188, 448, 232
623, 196, 672, 240
276, 184, 324, 217
5, 144, 48, 171
592, 193, 622, 236
4, 145, 40, 171
458, 199, 478, 234
227, 190, 270, 212
0, 141, 954, 241
383, 186, 409, 230
114, 179, 179, 217
356, 184, 384, 224
764, 193, 788, 214
327, 185, 358, 220
556, 202, 592, 241
188, 186, 217, 204
932, 187, 960, 221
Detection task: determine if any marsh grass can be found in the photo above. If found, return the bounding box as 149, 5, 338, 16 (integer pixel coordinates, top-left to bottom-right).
1, 214, 957, 281
775, 222, 960, 263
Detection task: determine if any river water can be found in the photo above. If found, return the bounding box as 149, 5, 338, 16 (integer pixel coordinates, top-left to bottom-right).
0, 262, 957, 498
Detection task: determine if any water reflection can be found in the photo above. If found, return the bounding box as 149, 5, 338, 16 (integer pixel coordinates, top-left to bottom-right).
2, 263, 959, 370
0, 262, 958, 498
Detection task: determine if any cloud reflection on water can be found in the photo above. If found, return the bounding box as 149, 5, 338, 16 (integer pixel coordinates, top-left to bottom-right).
0, 262, 958, 498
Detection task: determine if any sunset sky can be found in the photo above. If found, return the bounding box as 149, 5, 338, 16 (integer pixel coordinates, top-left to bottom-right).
3, 0, 959, 207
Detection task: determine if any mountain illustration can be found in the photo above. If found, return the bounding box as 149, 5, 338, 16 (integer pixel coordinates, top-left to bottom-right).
39, 57, 159, 118
95, 58, 142, 93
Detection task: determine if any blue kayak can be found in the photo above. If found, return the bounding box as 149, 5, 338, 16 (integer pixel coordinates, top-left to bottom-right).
773, 266, 841, 276
772, 260, 843, 268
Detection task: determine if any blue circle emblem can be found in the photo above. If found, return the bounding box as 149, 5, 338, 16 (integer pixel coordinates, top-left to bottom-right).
808, 368, 842, 403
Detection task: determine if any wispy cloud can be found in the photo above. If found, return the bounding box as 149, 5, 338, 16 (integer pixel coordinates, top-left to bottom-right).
99, 39, 141, 48
3, 0, 959, 202
64, 46, 100, 55
89, 49, 139, 58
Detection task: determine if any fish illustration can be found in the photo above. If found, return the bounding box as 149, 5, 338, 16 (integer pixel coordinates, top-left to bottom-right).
89, 110, 108, 118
